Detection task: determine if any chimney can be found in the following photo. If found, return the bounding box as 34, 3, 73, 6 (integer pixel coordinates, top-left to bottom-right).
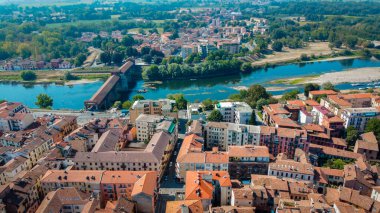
180, 204, 189, 213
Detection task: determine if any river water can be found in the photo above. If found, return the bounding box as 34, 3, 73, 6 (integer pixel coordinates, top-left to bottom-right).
0, 58, 379, 110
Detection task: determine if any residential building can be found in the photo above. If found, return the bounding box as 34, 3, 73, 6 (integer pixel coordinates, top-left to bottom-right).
184, 171, 232, 211
354, 132, 378, 160
36, 187, 99, 213
314, 167, 344, 194
166, 200, 203, 213
308, 90, 338, 100
217, 40, 240, 54
205, 122, 228, 150
41, 170, 104, 195
259, 126, 308, 158
341, 107, 380, 132
100, 171, 157, 213
176, 134, 228, 182
309, 144, 363, 165
2, 164, 49, 213
72, 131, 176, 179
228, 145, 269, 179
0, 102, 34, 132
268, 153, 314, 182
135, 114, 176, 142
205, 122, 260, 150
129, 99, 177, 123
214, 102, 252, 125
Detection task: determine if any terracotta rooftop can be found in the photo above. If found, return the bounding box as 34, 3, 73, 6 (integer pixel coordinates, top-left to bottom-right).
165, 200, 203, 213
185, 171, 231, 201
309, 144, 362, 160
309, 90, 338, 96
228, 145, 269, 158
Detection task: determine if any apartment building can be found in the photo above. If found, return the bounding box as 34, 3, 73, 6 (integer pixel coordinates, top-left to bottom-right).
268, 153, 314, 182
72, 131, 176, 179
41, 170, 103, 194
354, 132, 379, 160
0, 102, 34, 132
314, 167, 344, 194
341, 107, 380, 131
228, 145, 270, 179
176, 134, 228, 182
205, 122, 228, 150
135, 114, 176, 142
100, 171, 157, 212
226, 124, 261, 147
259, 126, 309, 158
36, 187, 99, 213
214, 102, 252, 124
129, 99, 177, 123
205, 122, 260, 150
185, 171, 232, 211
321, 93, 373, 117
1, 164, 49, 213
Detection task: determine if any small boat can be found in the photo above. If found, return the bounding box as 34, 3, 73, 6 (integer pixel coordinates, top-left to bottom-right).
358, 87, 365, 90
190, 79, 197, 81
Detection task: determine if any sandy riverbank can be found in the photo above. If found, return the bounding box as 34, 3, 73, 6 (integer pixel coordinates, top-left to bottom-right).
306, 67, 380, 85
65, 79, 100, 85
251, 42, 336, 66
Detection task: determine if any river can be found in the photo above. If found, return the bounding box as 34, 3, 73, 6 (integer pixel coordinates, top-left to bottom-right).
0, 58, 379, 110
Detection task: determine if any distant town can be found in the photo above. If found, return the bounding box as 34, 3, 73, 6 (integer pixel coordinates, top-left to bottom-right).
0, 0, 380, 212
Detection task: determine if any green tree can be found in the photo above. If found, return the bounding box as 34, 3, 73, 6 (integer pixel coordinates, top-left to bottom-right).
113, 101, 121, 109
35, 94, 53, 109
202, 99, 214, 111
256, 98, 269, 110
304, 83, 320, 97
322, 81, 335, 90
121, 35, 135, 47
63, 72, 79, 81
324, 159, 349, 170
168, 93, 188, 110
207, 110, 223, 122
365, 118, 380, 141
249, 110, 256, 125
112, 51, 124, 65
74, 54, 87, 67
300, 53, 309, 61
272, 41, 283, 52
132, 95, 145, 102
122, 100, 132, 109
100, 52, 112, 65
20, 71, 37, 81
344, 36, 358, 49
281, 90, 299, 101
346, 126, 359, 147
241, 63, 253, 73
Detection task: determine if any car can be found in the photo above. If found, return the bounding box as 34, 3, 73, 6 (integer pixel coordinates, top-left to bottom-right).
164, 176, 168, 181
169, 162, 173, 167
174, 151, 177, 156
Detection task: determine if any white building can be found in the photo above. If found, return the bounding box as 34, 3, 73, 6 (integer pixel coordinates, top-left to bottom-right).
0, 102, 34, 132
340, 108, 380, 132
215, 102, 253, 125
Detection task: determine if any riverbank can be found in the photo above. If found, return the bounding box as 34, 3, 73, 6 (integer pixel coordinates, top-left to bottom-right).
307, 67, 380, 85
0, 70, 109, 84
251, 42, 336, 66
269, 67, 380, 86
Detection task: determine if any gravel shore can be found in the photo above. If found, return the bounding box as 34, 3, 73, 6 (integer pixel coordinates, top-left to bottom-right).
307, 67, 380, 85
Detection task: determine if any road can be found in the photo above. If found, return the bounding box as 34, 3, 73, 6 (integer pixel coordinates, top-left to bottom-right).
155, 116, 187, 212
